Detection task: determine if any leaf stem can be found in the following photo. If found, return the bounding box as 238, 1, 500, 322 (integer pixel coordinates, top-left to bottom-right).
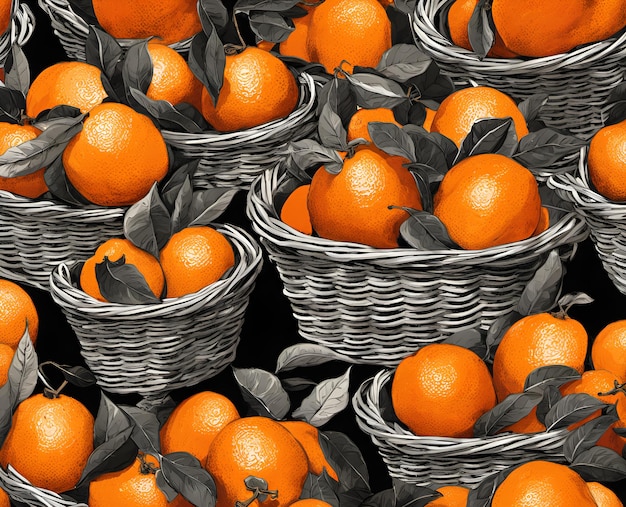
598, 381, 626, 397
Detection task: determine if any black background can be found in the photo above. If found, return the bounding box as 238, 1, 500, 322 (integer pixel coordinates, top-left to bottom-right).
16, 0, 626, 502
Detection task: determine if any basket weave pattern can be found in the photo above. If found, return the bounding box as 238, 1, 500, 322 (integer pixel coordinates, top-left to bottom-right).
0, 466, 84, 507
0, 0, 35, 66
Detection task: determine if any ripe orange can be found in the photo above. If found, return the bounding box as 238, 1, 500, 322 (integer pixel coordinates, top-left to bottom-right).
422, 106, 436, 132
586, 482, 624, 507
592, 320, 626, 379
289, 501, 334, 507
201, 47, 299, 132
89, 453, 193, 507
279, 4, 316, 61
429, 86, 528, 147
0, 393, 94, 493
391, 343, 497, 438
346, 107, 400, 143
62, 102, 169, 207
307, 147, 422, 248
91, 0, 201, 45
588, 119, 626, 201
278, 420, 338, 481
427, 485, 470, 506
491, 460, 597, 507
159, 226, 235, 298
280, 184, 313, 235
25, 61, 107, 118
160, 391, 240, 465
0, 488, 8, 507
433, 153, 541, 250
0, 123, 48, 198
531, 206, 550, 237
80, 238, 165, 302
492, 312, 588, 402
306, 0, 392, 74
205, 416, 309, 507
0, 279, 38, 348
0, 343, 13, 386
0, 0, 11, 35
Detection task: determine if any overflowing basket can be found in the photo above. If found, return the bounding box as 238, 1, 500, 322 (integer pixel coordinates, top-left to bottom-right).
0, 0, 35, 67
411, 0, 626, 140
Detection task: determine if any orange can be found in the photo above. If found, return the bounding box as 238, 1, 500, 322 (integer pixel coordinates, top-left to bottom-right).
346, 107, 400, 143
568, 2, 626, 53
146, 42, 203, 110
201, 47, 299, 132
289, 501, 334, 507
89, 453, 193, 507
278, 420, 338, 481
492, 312, 588, 402
307, 147, 422, 248
160, 391, 240, 465
159, 226, 235, 298
426, 485, 470, 506
0, 488, 8, 507
91, 0, 201, 45
0, 279, 38, 348
279, 4, 316, 61
586, 482, 624, 507
0, 123, 47, 198
25, 61, 107, 118
531, 206, 550, 237
501, 406, 546, 434
0, 393, 94, 493
62, 102, 169, 207
280, 184, 313, 235
306, 0, 392, 74
205, 416, 309, 507
0, 343, 13, 386
588, 119, 626, 201
80, 238, 165, 302
429, 86, 528, 147
0, 0, 11, 35
491, 460, 597, 507
422, 107, 436, 132
391, 343, 497, 438
433, 153, 541, 250
592, 320, 626, 379
257, 40, 276, 52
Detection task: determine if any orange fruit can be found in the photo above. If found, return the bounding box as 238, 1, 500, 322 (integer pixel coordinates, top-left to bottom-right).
592, 320, 626, 379
430, 86, 528, 147
0, 393, 94, 493
0, 279, 38, 348
346, 107, 400, 143
0, 122, 48, 198
62, 102, 169, 207
89, 453, 193, 507
422, 107, 436, 132
146, 42, 203, 110
91, 0, 201, 45
306, 0, 392, 74
588, 119, 626, 201
80, 238, 165, 302
159, 226, 235, 298
426, 485, 470, 506
279, 4, 316, 61
278, 420, 338, 481
500, 406, 546, 434
587, 482, 624, 507
289, 501, 334, 507
25, 61, 107, 118
491, 460, 597, 507
391, 343, 497, 438
492, 312, 588, 402
280, 184, 313, 235
307, 147, 422, 248
160, 391, 240, 465
0, 343, 13, 386
201, 47, 299, 132
257, 40, 276, 52
0, 488, 8, 507
0, 0, 11, 35
433, 153, 541, 250
205, 416, 309, 507
531, 206, 550, 237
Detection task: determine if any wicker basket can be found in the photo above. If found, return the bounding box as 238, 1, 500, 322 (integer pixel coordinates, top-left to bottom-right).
548, 147, 626, 295
0, 466, 85, 507
161, 72, 319, 191
353, 369, 570, 487
37, 0, 193, 61
0, 0, 35, 67
245, 162, 589, 367
411, 0, 626, 140
0, 190, 125, 291
49, 224, 263, 405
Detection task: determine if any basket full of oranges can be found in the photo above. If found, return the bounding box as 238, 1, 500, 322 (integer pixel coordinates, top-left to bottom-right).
0, 0, 34, 68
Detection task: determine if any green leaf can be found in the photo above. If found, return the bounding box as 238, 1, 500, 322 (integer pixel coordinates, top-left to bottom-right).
376, 44, 433, 84
564, 414, 620, 463
95, 256, 162, 305
121, 405, 162, 454
5, 44, 30, 97
318, 431, 371, 498
369, 122, 416, 161
169, 176, 194, 235
453, 117, 518, 165
281, 377, 317, 392
523, 365, 581, 393
392, 0, 418, 15
288, 139, 344, 172
318, 102, 348, 151
189, 187, 239, 226
232, 367, 291, 420
516, 250, 564, 316
7, 328, 38, 410
160, 452, 217, 507
442, 329, 487, 358
44, 156, 92, 205
399, 208, 459, 250
234, 0, 301, 14
35, 105, 83, 122
188, 27, 225, 107
535, 384, 562, 425
513, 129, 586, 170
474, 391, 543, 437
517, 94, 549, 124
156, 469, 180, 503
124, 183, 172, 258
361, 490, 397, 507
467, 0, 495, 59
570, 446, 626, 482
276, 344, 355, 373
199, 0, 230, 33
248, 11, 295, 43
299, 471, 340, 507
392, 478, 441, 507
344, 73, 408, 109
85, 25, 123, 80
556, 292, 594, 314
544, 393, 607, 431
292, 368, 351, 427
67, 0, 98, 24
122, 40, 153, 102
317, 77, 357, 128
484, 310, 522, 361
0, 87, 25, 124
127, 88, 206, 133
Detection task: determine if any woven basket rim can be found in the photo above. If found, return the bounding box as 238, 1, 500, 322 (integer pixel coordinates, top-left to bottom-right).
0, 465, 85, 507
0, 0, 35, 65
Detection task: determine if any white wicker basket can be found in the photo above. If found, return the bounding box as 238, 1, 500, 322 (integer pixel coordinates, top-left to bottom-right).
0, 0, 35, 68
0, 466, 85, 507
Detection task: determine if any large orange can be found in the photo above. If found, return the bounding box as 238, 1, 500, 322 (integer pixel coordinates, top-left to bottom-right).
205, 416, 309, 507
306, 0, 392, 74
592, 320, 626, 379
25, 61, 107, 118
0, 279, 38, 348
62, 102, 169, 207
0, 343, 13, 386
0, 0, 11, 35
279, 4, 316, 61
307, 147, 422, 248
159, 226, 235, 298
588, 119, 626, 202
433, 153, 541, 250
80, 238, 165, 302
160, 391, 240, 465
91, 0, 201, 45
391, 343, 497, 438
0, 123, 47, 198
280, 184, 313, 235
586, 482, 624, 507
0, 393, 94, 493
346, 107, 400, 143
201, 47, 299, 132
429, 86, 528, 147
426, 485, 470, 507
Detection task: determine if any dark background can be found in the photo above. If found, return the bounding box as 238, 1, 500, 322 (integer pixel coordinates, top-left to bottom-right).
17, 0, 626, 502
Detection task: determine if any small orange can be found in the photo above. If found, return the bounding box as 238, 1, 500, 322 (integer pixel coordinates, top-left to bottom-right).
586, 482, 624, 507
531, 206, 550, 237
159, 226, 235, 298
0, 123, 48, 198
0, 343, 13, 386
279, 4, 316, 61
592, 320, 626, 379
280, 184, 313, 235
588, 119, 626, 201
289, 501, 334, 507
0, 279, 38, 348
422, 106, 436, 132
346, 107, 401, 143
426, 485, 470, 506
0, 0, 11, 35
160, 391, 240, 465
